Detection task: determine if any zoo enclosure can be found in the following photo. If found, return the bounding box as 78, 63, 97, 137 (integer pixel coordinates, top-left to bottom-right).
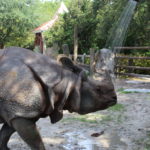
65, 47, 150, 78
114, 47, 150, 78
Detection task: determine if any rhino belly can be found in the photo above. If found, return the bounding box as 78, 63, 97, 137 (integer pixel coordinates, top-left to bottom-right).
0, 59, 46, 125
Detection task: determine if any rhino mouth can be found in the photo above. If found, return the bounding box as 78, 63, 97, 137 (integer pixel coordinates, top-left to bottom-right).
68, 109, 73, 113
66, 99, 117, 114
107, 100, 117, 107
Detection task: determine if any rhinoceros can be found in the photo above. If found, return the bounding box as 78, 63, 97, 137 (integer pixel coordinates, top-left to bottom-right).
0, 47, 117, 150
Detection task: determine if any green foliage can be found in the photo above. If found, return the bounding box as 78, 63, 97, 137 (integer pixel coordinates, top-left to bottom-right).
0, 0, 149, 54
126, 0, 150, 47
95, 0, 127, 49
0, 0, 40, 48
44, 0, 149, 55
44, 16, 65, 47
34, 1, 60, 24
44, 0, 95, 54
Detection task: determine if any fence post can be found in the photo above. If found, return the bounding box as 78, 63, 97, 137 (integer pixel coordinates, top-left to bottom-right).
128, 59, 134, 73
114, 53, 119, 78
90, 48, 95, 76
45, 42, 59, 59
81, 53, 86, 64
73, 24, 78, 62
62, 44, 70, 56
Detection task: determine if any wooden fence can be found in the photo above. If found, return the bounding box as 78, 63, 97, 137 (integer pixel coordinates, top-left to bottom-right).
115, 56, 150, 77
114, 47, 150, 78
62, 47, 150, 78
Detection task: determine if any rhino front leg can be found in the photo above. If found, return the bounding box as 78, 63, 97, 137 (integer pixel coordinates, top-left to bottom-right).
0, 123, 15, 150
11, 118, 45, 150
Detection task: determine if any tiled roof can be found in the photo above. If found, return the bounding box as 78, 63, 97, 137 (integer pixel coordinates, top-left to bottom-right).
33, 2, 68, 33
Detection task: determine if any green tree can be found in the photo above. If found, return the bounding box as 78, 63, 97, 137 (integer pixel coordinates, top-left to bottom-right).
126, 0, 150, 47
44, 0, 150, 56
35, 0, 60, 24
45, 0, 95, 54
94, 0, 127, 49
0, 0, 39, 48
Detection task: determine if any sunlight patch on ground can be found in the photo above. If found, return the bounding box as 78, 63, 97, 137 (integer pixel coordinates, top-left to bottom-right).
97, 131, 127, 149
9, 138, 21, 143
43, 137, 65, 144
127, 77, 150, 82
62, 113, 113, 124
124, 89, 150, 93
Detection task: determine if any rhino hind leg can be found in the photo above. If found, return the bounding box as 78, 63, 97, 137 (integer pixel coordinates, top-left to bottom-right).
0, 124, 15, 150
11, 118, 45, 150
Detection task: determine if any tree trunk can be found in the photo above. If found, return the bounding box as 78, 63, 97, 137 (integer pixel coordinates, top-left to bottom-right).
0, 43, 4, 49
90, 48, 95, 76
73, 24, 78, 63
62, 44, 70, 56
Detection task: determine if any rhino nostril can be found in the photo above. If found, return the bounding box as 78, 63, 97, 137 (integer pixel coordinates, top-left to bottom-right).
113, 96, 117, 100
108, 99, 117, 107
111, 96, 117, 105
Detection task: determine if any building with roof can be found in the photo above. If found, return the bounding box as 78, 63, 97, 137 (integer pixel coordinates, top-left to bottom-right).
33, 2, 68, 53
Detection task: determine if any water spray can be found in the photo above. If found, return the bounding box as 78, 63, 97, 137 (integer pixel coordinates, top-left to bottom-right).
133, 0, 140, 2
133, 0, 144, 3
96, 0, 141, 78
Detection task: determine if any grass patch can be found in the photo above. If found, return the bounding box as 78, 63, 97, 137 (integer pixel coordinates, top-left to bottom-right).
121, 91, 140, 94
117, 88, 125, 92
101, 115, 113, 123
72, 116, 98, 123
117, 88, 140, 94
116, 114, 124, 124
108, 104, 126, 124
62, 106, 126, 125
62, 113, 114, 124
62, 114, 99, 124
134, 134, 150, 150
108, 103, 125, 112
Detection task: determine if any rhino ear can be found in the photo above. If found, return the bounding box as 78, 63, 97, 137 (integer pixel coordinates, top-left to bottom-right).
58, 56, 83, 74
58, 56, 74, 71
80, 70, 88, 81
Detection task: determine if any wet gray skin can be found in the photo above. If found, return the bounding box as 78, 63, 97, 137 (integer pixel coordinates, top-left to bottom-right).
0, 47, 117, 150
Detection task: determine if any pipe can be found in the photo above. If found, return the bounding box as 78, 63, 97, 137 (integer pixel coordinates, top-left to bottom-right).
133, 0, 140, 2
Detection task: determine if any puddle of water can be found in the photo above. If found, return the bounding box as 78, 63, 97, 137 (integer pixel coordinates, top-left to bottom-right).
78, 138, 100, 150
97, 131, 128, 149
126, 79, 150, 84
62, 130, 128, 150
126, 80, 146, 84
62, 131, 101, 150
124, 89, 150, 93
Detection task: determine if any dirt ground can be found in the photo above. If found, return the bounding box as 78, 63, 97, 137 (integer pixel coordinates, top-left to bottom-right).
1, 78, 150, 150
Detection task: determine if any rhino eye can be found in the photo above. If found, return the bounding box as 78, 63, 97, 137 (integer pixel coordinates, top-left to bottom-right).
96, 87, 101, 92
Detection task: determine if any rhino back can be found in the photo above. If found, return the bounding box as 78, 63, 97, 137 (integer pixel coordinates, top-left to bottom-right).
4, 47, 62, 88
0, 58, 46, 125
